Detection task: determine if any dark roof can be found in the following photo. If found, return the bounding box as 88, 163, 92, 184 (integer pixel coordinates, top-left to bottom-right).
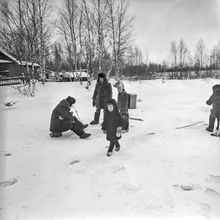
0, 59, 13, 64
0, 48, 18, 63
0, 47, 40, 67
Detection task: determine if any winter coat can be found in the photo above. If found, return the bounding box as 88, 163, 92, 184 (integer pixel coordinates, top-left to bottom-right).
92, 77, 112, 109
101, 99, 123, 141
50, 99, 74, 133
206, 84, 220, 118
117, 89, 129, 113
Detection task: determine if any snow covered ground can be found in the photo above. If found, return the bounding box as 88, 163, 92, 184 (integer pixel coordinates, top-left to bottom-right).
0, 78, 220, 220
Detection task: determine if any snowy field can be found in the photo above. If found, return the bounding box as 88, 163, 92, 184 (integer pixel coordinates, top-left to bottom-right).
0, 79, 220, 220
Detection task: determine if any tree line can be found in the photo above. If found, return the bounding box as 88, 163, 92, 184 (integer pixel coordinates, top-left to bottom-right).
0, 0, 219, 79
122, 38, 220, 79
0, 0, 136, 79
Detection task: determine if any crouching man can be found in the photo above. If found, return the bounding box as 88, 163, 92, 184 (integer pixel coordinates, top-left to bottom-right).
50, 96, 91, 139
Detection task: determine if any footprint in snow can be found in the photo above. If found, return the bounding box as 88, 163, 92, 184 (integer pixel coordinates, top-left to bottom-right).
113, 166, 126, 173
172, 183, 199, 191
205, 175, 220, 184
205, 188, 220, 198
0, 178, 18, 187
70, 160, 80, 165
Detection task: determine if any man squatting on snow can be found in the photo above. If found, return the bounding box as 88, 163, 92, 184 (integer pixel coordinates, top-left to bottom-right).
206, 84, 220, 132
50, 96, 91, 139
90, 72, 112, 125
101, 98, 123, 157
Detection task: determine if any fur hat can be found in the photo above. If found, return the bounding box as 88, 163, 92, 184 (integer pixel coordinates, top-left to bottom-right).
106, 98, 117, 107
98, 72, 106, 78
118, 81, 124, 91
213, 84, 220, 91
66, 96, 76, 105
106, 98, 119, 112
114, 80, 124, 91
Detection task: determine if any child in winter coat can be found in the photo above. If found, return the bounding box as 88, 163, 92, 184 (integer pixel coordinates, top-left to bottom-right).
101, 99, 123, 156
114, 80, 129, 132
206, 84, 220, 132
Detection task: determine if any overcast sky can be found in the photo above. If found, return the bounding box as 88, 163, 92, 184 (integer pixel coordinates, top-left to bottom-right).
54, 0, 220, 63
128, 0, 220, 63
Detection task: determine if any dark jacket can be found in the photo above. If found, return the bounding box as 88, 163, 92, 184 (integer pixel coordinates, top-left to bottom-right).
50, 99, 74, 133
92, 76, 112, 109
102, 99, 123, 141
206, 84, 220, 118
117, 89, 129, 113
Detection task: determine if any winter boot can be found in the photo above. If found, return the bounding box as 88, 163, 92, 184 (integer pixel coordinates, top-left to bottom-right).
83, 124, 88, 129
206, 115, 215, 132
115, 141, 120, 152
50, 132, 62, 137
90, 112, 100, 125
107, 142, 114, 156
216, 118, 220, 131
80, 133, 91, 139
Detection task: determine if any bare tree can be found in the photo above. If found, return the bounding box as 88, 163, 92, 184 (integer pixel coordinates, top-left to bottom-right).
134, 47, 143, 65
210, 41, 220, 69
56, 0, 134, 78
0, 0, 26, 68
0, 0, 52, 77
59, 0, 82, 74
107, 0, 134, 78
194, 38, 208, 68
145, 49, 149, 65
178, 38, 188, 68
90, 0, 109, 72
170, 40, 178, 67
53, 42, 63, 73
81, 0, 96, 75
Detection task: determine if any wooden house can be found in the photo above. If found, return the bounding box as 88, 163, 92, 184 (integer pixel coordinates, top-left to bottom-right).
0, 48, 40, 78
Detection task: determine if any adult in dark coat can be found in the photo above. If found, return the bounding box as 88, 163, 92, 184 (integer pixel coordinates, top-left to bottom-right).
206, 84, 220, 132
90, 72, 112, 125
101, 99, 123, 156
50, 96, 91, 138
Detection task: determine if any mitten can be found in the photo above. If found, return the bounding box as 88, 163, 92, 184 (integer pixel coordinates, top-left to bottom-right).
116, 127, 122, 137
58, 116, 64, 120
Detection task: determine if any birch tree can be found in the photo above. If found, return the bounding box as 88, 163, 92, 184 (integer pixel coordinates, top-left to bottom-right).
81, 0, 96, 75
170, 40, 178, 67
178, 38, 188, 68
59, 0, 81, 73
107, 0, 134, 77
194, 38, 208, 68
90, 0, 109, 71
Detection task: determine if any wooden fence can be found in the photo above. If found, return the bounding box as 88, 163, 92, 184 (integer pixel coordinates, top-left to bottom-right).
0, 76, 23, 86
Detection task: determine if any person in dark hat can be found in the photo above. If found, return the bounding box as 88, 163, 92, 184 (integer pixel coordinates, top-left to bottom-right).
50, 96, 91, 139
206, 84, 220, 132
101, 98, 123, 156
90, 72, 112, 125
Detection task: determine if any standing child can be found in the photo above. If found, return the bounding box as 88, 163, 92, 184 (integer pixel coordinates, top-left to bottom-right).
114, 80, 129, 132
101, 99, 123, 156
206, 84, 220, 132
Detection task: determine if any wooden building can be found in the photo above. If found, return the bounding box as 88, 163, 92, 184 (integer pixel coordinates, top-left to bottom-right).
0, 48, 40, 78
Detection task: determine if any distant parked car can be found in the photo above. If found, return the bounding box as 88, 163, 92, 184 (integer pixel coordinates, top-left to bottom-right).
74, 69, 89, 81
